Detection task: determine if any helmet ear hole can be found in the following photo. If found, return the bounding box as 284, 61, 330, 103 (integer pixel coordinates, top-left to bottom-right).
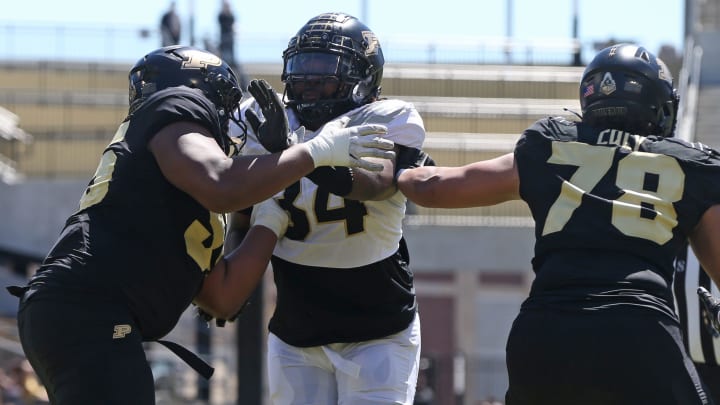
352, 79, 372, 103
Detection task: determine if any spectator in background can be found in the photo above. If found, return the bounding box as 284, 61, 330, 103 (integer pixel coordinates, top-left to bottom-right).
160, 2, 181, 46
218, 0, 236, 67
202, 35, 220, 58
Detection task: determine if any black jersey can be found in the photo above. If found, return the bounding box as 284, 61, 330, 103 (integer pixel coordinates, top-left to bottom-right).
27, 87, 227, 340
268, 238, 416, 347
516, 116, 720, 319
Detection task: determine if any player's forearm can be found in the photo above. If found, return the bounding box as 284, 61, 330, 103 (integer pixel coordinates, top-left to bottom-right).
225, 211, 252, 251
396, 166, 444, 207
398, 153, 519, 208
195, 226, 276, 320
211, 146, 314, 212
345, 160, 397, 201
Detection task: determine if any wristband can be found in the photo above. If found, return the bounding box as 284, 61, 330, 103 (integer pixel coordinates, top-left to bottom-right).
250, 199, 288, 238
306, 166, 354, 196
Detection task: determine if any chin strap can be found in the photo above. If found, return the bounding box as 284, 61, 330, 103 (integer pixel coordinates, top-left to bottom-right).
563, 107, 583, 120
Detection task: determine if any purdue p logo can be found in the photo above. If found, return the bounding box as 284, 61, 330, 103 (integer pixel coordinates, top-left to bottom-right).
177, 49, 222, 70
113, 324, 132, 339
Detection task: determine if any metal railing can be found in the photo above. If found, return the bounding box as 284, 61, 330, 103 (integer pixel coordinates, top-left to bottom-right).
0, 21, 584, 66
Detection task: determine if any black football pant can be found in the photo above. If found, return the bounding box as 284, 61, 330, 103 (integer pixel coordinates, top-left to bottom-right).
17, 296, 155, 405
505, 308, 712, 405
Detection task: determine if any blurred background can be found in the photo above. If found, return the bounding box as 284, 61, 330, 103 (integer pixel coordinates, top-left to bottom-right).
0, 0, 714, 404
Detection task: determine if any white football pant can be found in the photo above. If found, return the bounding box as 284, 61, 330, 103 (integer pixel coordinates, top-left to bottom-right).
267, 313, 421, 405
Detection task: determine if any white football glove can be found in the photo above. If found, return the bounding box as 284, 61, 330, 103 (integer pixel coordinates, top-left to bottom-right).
302, 116, 395, 171
250, 198, 289, 238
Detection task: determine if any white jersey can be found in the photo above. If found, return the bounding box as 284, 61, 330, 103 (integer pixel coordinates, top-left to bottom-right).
234, 97, 425, 268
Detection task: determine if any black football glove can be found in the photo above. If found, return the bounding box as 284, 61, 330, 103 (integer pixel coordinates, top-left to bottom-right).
698, 286, 720, 338
244, 79, 299, 153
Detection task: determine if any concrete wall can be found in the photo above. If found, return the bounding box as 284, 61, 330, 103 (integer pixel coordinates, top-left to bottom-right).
0, 178, 86, 259
696, 32, 720, 84
403, 222, 535, 273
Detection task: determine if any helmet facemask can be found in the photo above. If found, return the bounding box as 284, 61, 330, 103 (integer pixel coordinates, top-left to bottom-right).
283, 52, 366, 129
204, 69, 247, 154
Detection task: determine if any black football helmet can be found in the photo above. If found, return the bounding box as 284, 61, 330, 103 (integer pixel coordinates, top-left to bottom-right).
580, 43, 679, 137
128, 45, 246, 152
281, 12, 384, 129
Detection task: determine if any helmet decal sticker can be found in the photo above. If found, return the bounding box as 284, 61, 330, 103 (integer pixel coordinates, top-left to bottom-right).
177, 49, 223, 70
600, 72, 617, 95
362, 31, 380, 56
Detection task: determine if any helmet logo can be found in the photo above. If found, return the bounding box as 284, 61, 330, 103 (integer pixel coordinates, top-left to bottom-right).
600, 72, 617, 95
362, 31, 380, 55
177, 49, 223, 70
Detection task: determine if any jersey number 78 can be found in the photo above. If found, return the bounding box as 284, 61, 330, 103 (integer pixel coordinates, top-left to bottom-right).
542, 141, 684, 245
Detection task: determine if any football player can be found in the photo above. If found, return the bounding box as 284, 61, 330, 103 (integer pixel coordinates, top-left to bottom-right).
9, 45, 393, 405
397, 44, 720, 404
675, 243, 720, 403
229, 12, 428, 405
